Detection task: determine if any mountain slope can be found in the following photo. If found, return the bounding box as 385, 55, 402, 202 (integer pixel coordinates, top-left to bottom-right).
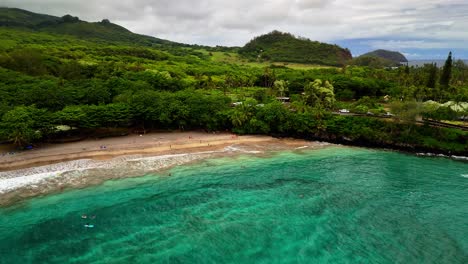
0, 7, 61, 28
0, 7, 176, 46
239, 31, 352, 66
360, 49, 408, 63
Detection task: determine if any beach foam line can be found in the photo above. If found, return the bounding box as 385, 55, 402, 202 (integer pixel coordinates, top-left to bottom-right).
0, 147, 244, 195
295, 146, 309, 150
224, 145, 262, 154
0, 159, 96, 179
0, 140, 328, 201
416, 153, 468, 161
451, 155, 468, 161
0, 171, 65, 194
126, 151, 226, 162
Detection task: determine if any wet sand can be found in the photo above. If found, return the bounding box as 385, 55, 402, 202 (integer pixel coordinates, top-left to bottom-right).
0, 132, 331, 207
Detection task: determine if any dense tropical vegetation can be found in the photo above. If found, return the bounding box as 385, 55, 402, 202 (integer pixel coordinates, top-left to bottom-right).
0, 8, 467, 154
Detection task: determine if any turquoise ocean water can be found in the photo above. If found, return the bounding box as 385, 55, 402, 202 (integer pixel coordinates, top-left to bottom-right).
0, 147, 467, 263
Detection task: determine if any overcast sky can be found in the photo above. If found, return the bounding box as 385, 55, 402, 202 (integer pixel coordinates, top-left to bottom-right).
2, 0, 468, 59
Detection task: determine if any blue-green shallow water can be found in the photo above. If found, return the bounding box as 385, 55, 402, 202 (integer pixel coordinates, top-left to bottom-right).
0, 147, 467, 264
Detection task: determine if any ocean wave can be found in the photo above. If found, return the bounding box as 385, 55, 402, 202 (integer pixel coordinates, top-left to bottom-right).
224, 145, 262, 154
0, 150, 226, 195
451, 155, 468, 161
0, 171, 66, 194
416, 153, 468, 161
0, 159, 96, 179
0, 142, 329, 197
295, 146, 309, 150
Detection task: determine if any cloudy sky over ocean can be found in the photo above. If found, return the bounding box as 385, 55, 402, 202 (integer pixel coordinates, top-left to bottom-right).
2, 0, 468, 59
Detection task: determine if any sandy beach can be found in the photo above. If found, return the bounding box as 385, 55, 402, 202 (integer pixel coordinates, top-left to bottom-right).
0, 132, 331, 206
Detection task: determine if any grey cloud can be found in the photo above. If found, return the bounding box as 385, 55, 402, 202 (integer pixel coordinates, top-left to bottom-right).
295, 0, 330, 10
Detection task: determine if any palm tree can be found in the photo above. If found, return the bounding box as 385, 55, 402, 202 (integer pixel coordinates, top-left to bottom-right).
230, 98, 258, 128
274, 80, 289, 97
230, 109, 247, 127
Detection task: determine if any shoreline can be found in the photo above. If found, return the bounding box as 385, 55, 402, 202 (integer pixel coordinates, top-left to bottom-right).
289, 134, 468, 161
2, 131, 465, 208
0, 132, 268, 172
0, 132, 331, 207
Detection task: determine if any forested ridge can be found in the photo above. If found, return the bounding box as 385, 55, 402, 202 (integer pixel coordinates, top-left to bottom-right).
0, 7, 178, 47
0, 8, 467, 154
239, 31, 352, 66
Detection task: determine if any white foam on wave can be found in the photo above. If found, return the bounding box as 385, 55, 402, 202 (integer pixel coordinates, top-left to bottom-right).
0, 150, 227, 194
451, 155, 468, 161
295, 146, 309, 150
0, 142, 324, 195
126, 151, 222, 162
416, 153, 468, 161
224, 146, 242, 152
0, 171, 65, 194
121, 152, 218, 172
461, 174, 468, 178
0, 159, 109, 194
224, 145, 261, 154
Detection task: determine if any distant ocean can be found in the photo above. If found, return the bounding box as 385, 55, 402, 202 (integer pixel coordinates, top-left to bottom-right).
407, 60, 468, 67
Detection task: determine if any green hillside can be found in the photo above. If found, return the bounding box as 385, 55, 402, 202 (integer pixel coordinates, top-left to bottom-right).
239, 31, 352, 66
0, 7, 60, 28
0, 7, 175, 46
359, 49, 408, 63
